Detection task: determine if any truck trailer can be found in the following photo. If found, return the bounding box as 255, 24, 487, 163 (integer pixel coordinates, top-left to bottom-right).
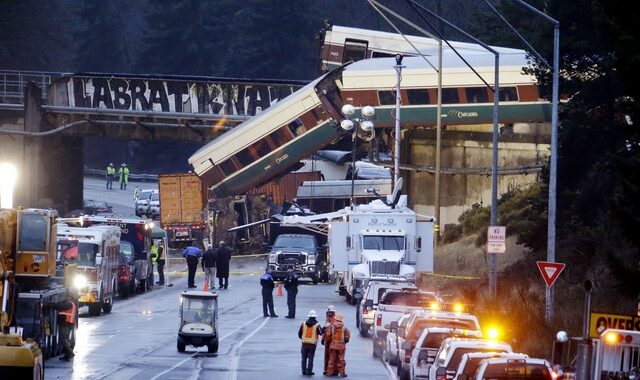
158, 173, 206, 249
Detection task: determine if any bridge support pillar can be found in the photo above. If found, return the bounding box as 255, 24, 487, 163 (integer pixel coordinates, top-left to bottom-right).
20, 82, 83, 214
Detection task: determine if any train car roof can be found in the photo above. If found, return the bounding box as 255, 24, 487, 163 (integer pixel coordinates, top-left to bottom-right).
327, 25, 526, 56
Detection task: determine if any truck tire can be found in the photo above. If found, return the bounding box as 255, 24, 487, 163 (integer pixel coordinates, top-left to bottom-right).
102, 298, 113, 313
207, 339, 218, 353
177, 340, 186, 352
312, 275, 318, 285
89, 303, 102, 316
359, 323, 370, 338
345, 293, 352, 303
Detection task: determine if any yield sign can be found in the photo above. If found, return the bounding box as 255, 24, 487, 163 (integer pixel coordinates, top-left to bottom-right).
536, 261, 566, 287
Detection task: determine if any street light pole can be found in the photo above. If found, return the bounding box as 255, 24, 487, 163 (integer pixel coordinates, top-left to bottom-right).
394, 55, 404, 184
341, 104, 376, 209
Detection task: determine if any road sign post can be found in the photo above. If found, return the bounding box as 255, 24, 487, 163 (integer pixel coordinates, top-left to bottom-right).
487, 226, 506, 297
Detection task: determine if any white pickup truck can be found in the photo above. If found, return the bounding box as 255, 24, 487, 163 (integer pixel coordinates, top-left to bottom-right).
371, 288, 442, 358
357, 277, 415, 338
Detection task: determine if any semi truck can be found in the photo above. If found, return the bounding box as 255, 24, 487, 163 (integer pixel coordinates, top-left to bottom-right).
1, 208, 76, 378
279, 179, 434, 303
158, 173, 206, 249
57, 225, 121, 316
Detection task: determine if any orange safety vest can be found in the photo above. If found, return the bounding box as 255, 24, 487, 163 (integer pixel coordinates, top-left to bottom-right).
301, 322, 320, 344
59, 302, 77, 324
331, 325, 345, 343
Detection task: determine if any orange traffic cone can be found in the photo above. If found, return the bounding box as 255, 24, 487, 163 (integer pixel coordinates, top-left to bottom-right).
276, 283, 283, 296
203, 275, 209, 291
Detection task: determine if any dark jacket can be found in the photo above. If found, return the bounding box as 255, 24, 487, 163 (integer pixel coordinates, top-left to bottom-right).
284, 271, 299, 291
298, 317, 323, 342
201, 248, 217, 269
216, 246, 232, 277
260, 273, 275, 290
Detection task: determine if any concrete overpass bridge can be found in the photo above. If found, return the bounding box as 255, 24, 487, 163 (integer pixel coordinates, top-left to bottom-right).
0, 70, 307, 212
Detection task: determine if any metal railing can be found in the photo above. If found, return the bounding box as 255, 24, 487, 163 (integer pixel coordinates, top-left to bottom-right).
0, 70, 65, 105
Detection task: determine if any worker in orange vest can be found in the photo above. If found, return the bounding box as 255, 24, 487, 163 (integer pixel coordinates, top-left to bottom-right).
322, 305, 336, 375
298, 309, 324, 376
325, 312, 350, 377
45, 291, 77, 361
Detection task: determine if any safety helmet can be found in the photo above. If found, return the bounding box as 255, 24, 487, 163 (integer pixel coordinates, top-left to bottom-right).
327, 305, 335, 312
121, 163, 126, 167
109, 163, 114, 166
308, 310, 317, 318
219, 240, 226, 246
334, 313, 344, 321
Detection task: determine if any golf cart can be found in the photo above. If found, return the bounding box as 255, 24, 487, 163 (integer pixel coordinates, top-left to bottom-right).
177, 291, 219, 353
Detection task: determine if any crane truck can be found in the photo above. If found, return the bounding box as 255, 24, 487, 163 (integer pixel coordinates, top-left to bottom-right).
1, 208, 75, 379
278, 179, 434, 303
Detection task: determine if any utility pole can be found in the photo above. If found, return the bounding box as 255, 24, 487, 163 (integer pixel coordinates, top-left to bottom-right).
393, 55, 404, 184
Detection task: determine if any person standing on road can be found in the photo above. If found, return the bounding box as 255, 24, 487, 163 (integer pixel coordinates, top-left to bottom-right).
118, 163, 129, 190
201, 244, 217, 289
298, 310, 324, 376
215, 240, 232, 289
45, 291, 77, 361
182, 242, 201, 288
326, 313, 350, 377
106, 163, 115, 190
284, 267, 300, 319
156, 241, 166, 286
322, 305, 336, 375
260, 270, 277, 317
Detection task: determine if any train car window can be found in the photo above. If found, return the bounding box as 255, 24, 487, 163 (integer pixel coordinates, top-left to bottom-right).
235, 149, 254, 167
343, 39, 368, 63
407, 89, 430, 105
268, 127, 293, 147
442, 88, 460, 104
288, 118, 307, 136
465, 87, 489, 103
253, 139, 272, 158
218, 158, 237, 176
499, 87, 519, 101
371, 51, 395, 58
378, 90, 396, 106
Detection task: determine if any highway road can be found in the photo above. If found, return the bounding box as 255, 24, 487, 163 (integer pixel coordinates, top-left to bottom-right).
44, 177, 393, 379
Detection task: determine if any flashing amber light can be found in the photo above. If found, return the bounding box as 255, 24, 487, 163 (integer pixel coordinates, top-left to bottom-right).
429, 302, 441, 311
487, 327, 500, 340
453, 304, 464, 313
605, 332, 622, 344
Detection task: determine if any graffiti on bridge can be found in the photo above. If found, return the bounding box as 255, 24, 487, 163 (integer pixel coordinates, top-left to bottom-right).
63, 76, 301, 117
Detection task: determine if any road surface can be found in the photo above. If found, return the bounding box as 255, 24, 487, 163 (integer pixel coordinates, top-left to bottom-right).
44, 177, 392, 379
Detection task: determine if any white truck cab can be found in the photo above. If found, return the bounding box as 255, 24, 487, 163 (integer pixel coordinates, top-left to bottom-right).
357, 277, 415, 337
430, 338, 513, 380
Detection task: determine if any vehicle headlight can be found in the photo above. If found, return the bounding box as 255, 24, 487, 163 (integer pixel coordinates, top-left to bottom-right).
307, 255, 316, 264
268, 254, 276, 264
73, 274, 88, 289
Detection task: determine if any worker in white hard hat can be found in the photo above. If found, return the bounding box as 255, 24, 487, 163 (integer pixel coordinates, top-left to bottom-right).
298, 310, 323, 376
323, 305, 337, 374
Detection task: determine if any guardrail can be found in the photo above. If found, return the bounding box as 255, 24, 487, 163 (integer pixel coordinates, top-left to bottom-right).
0, 70, 65, 105
84, 168, 158, 182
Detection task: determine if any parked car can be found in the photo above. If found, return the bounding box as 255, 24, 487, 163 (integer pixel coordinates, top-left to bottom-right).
384, 314, 412, 364
135, 189, 157, 217
83, 199, 113, 214
148, 191, 160, 219
469, 357, 554, 380
409, 327, 483, 380
454, 353, 529, 380
357, 277, 415, 337
266, 234, 327, 284
397, 311, 481, 380
429, 338, 513, 380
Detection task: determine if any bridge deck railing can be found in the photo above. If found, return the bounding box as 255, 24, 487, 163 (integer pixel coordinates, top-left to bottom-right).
0, 70, 65, 105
